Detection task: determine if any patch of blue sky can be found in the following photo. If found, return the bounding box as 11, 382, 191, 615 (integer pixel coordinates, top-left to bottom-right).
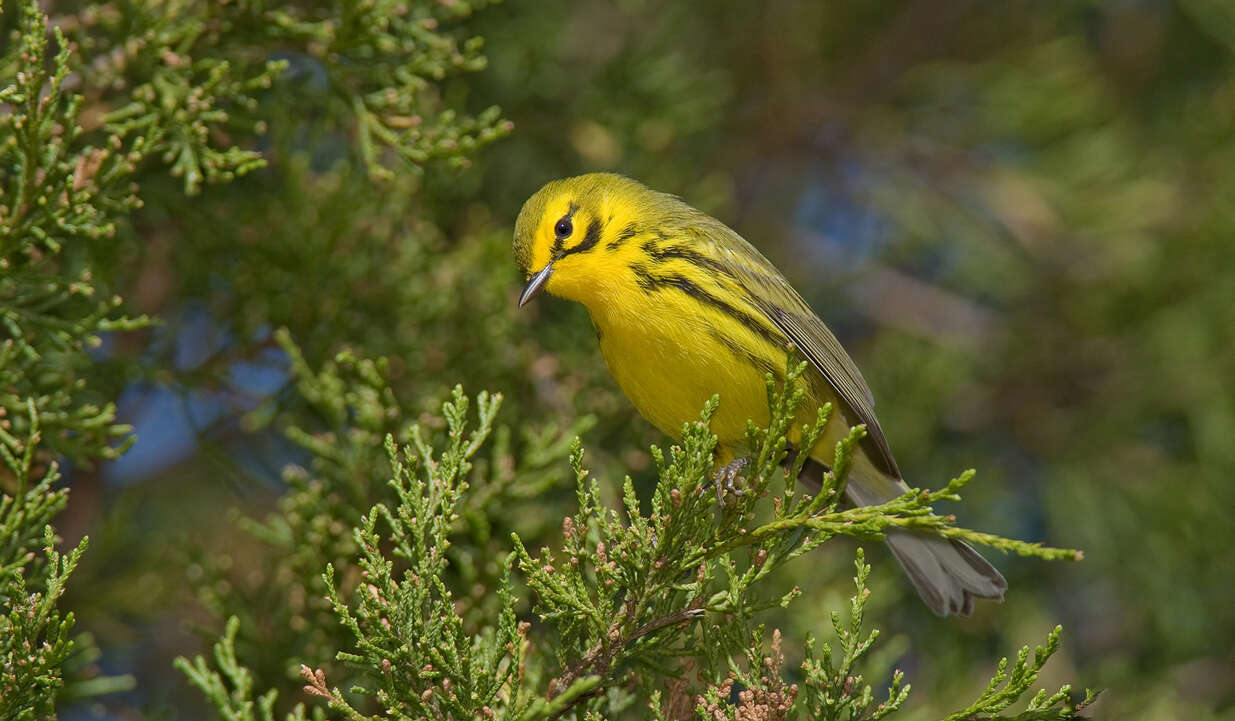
101, 384, 219, 485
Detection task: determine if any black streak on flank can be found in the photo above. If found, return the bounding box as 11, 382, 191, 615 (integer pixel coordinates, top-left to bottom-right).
564, 218, 603, 256
643, 240, 738, 281
709, 329, 779, 381
634, 268, 784, 348
607, 223, 640, 251
631, 262, 655, 291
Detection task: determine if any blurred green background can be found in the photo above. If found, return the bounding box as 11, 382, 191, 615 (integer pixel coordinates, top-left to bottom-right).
24, 0, 1234, 718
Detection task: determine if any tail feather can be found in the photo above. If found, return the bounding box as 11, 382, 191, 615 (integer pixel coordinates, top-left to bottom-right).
797, 457, 1007, 617
885, 532, 1006, 617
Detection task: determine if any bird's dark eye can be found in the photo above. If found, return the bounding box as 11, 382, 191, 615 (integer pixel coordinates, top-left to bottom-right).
554, 217, 573, 238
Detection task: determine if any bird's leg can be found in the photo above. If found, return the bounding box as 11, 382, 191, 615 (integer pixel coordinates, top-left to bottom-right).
712, 456, 750, 504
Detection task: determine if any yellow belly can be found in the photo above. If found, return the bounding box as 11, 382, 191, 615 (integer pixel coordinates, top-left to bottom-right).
592, 301, 852, 460
598, 317, 771, 445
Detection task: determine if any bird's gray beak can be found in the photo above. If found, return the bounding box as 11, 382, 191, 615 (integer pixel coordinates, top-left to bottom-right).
518, 263, 554, 308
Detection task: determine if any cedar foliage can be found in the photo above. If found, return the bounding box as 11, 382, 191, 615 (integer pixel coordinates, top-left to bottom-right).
6, 0, 1231, 719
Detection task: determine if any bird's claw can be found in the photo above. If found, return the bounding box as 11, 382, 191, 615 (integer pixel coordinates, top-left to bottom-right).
712, 457, 750, 503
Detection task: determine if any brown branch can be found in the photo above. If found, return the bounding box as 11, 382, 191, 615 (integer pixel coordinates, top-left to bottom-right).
546, 603, 706, 706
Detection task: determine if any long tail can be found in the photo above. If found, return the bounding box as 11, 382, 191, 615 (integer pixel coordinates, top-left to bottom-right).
799, 459, 1007, 617
883, 531, 1006, 616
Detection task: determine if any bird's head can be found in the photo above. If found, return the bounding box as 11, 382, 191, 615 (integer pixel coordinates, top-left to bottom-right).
513, 173, 657, 309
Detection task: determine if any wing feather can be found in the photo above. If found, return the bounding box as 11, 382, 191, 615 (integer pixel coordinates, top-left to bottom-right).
682, 215, 902, 479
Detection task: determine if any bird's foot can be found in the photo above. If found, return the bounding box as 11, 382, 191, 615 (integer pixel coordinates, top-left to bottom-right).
712, 457, 751, 504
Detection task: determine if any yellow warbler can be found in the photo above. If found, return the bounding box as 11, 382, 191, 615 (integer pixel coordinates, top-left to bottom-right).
513, 173, 1005, 616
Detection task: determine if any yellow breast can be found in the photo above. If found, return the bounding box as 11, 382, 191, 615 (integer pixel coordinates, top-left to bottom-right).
585, 286, 865, 475
593, 296, 774, 447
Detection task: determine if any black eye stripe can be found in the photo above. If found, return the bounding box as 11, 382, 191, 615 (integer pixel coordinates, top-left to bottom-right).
563, 219, 602, 257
